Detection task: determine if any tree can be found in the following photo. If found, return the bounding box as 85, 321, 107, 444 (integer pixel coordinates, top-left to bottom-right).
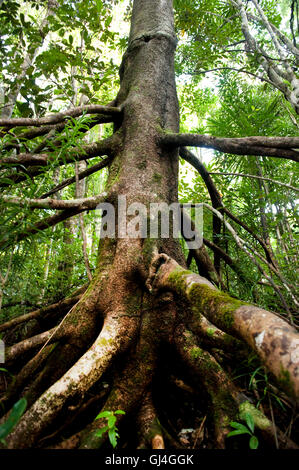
0, 0, 298, 450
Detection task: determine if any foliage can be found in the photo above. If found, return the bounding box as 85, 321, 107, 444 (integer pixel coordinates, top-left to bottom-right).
0, 398, 27, 444
227, 411, 259, 449
94, 409, 125, 448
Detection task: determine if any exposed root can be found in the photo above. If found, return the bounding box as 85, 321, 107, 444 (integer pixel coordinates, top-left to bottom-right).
238, 400, 299, 449
188, 310, 247, 355
78, 298, 161, 449
4, 313, 139, 448
137, 392, 165, 449
40, 392, 107, 448
0, 343, 57, 413
149, 254, 299, 401
5, 328, 64, 365
1, 248, 298, 450
174, 325, 239, 448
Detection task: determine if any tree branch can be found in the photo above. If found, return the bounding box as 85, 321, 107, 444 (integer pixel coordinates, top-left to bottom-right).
162, 133, 299, 161
5, 327, 63, 364
203, 237, 254, 286
0, 104, 122, 129
0, 135, 116, 169
0, 287, 87, 333
208, 171, 299, 193
2, 194, 106, 211
1, 114, 116, 149
0, 193, 105, 250
203, 203, 297, 302
246, 10, 299, 60
229, 0, 299, 113
201, 203, 298, 316
40, 157, 110, 199
180, 147, 278, 267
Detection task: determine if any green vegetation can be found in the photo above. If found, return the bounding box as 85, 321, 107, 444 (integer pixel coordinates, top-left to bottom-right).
94, 409, 126, 448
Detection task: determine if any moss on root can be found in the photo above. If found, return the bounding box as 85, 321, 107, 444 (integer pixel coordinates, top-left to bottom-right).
168, 268, 246, 332
277, 367, 296, 400
239, 401, 271, 430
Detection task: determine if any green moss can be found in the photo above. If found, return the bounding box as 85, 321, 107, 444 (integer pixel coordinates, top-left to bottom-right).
168, 267, 192, 295
97, 337, 114, 347
152, 172, 162, 184
190, 346, 204, 360
277, 367, 295, 398
105, 156, 121, 191
189, 284, 244, 330
168, 267, 248, 332
239, 401, 271, 430
206, 327, 216, 337
142, 238, 157, 267
137, 161, 147, 171
206, 384, 238, 423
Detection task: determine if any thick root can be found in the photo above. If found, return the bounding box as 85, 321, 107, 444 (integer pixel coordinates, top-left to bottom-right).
4, 313, 139, 448
174, 325, 240, 448
137, 392, 165, 449
5, 328, 63, 365
149, 254, 299, 401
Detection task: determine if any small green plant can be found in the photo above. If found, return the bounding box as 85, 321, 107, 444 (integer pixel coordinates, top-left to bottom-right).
0, 367, 14, 377
227, 411, 259, 449
94, 409, 125, 448
0, 398, 27, 445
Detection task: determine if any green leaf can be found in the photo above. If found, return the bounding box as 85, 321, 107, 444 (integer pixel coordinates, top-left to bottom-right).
0, 398, 27, 440
229, 421, 251, 434
0, 178, 14, 185
114, 410, 125, 415
244, 412, 255, 434
19, 12, 25, 26
249, 435, 259, 449
107, 415, 117, 428
95, 425, 109, 438
95, 410, 112, 420
227, 429, 251, 437
108, 428, 119, 448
